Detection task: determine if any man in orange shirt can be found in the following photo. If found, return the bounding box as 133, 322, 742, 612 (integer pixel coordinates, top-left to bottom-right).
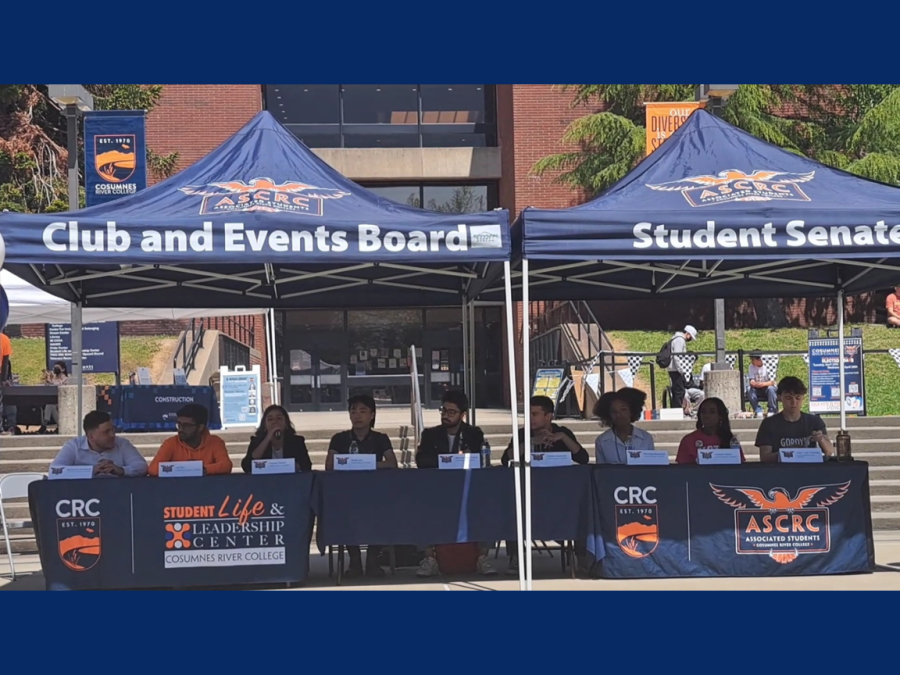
148, 403, 233, 476
888, 285, 900, 328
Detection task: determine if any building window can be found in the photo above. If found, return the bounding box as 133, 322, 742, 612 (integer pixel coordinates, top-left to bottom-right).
263, 85, 497, 148
362, 182, 498, 213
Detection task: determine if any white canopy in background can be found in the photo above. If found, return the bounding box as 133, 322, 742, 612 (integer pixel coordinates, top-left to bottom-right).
1, 270, 265, 325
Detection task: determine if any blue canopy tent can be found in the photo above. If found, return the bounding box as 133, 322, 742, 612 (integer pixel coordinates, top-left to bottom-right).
0, 109, 529, 587
0, 111, 509, 309
495, 108, 900, 589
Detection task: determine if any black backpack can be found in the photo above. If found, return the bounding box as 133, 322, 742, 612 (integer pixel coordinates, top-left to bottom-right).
655, 338, 676, 368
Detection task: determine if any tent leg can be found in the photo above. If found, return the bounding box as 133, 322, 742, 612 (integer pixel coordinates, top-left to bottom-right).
503, 262, 526, 592
462, 299, 470, 410
468, 300, 477, 426
838, 290, 846, 431
522, 259, 533, 591
71, 302, 83, 425
266, 309, 279, 407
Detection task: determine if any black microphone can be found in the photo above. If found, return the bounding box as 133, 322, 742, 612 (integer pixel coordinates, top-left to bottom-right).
273, 429, 283, 441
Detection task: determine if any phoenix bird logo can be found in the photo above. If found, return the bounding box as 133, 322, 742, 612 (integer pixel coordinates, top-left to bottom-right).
179, 178, 351, 200
532, 453, 545, 461
336, 457, 349, 465
161, 464, 174, 473
254, 461, 267, 469
710, 481, 851, 515
628, 451, 641, 459
700, 451, 714, 460
50, 467, 63, 475
440, 456, 453, 463
783, 451, 795, 458
646, 170, 816, 192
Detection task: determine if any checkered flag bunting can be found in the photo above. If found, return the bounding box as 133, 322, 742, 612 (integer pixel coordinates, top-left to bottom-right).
802, 354, 809, 364
675, 353, 698, 380
627, 355, 644, 378
725, 354, 737, 369
890, 349, 900, 370
761, 354, 780, 381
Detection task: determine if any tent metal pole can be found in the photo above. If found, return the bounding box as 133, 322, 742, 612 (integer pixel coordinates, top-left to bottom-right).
468, 300, 477, 426
503, 261, 526, 591
522, 259, 533, 591
462, 299, 470, 409
838, 290, 846, 431
72, 302, 83, 425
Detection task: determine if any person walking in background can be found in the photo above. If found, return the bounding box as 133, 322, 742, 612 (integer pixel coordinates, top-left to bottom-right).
666, 325, 698, 417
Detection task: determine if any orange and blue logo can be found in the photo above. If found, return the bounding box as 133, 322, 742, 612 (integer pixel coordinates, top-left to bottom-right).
165, 522, 192, 549
179, 177, 350, 216
615, 505, 659, 559
646, 169, 815, 207
57, 519, 101, 571
710, 481, 850, 564
94, 135, 137, 183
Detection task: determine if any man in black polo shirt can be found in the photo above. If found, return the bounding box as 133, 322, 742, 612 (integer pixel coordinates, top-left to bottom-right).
326, 394, 398, 578
501, 395, 589, 576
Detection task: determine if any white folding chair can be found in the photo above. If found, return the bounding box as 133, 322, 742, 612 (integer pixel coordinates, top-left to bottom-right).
0, 473, 45, 580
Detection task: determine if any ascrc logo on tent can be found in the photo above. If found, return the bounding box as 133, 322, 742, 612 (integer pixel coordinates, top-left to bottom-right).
646, 169, 815, 207
179, 178, 350, 216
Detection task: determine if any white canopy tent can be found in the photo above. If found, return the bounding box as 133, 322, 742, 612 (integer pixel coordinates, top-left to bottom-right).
1, 270, 266, 325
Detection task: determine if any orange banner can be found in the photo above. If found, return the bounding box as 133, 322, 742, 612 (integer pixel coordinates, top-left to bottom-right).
645, 101, 705, 155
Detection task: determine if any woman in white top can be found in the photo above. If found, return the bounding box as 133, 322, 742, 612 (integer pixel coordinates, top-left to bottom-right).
594, 388, 656, 464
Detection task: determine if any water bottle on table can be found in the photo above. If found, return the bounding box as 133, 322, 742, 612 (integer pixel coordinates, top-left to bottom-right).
481, 440, 491, 468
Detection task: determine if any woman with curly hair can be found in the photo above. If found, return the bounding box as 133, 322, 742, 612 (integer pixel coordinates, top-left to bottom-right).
593, 388, 656, 464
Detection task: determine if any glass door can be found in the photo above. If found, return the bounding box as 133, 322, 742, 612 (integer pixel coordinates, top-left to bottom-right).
422, 328, 465, 408
285, 334, 347, 412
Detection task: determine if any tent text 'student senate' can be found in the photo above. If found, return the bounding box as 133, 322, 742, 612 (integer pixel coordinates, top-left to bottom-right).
633, 220, 900, 249
40, 221, 505, 254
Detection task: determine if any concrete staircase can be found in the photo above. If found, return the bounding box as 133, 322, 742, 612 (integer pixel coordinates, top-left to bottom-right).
2, 415, 899, 555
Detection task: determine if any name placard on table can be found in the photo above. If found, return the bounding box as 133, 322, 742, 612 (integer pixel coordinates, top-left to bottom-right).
333, 454, 377, 471
251, 458, 296, 475
439, 453, 481, 470
779, 448, 824, 463
48, 465, 94, 480
158, 460, 204, 477
531, 451, 572, 468
697, 447, 742, 465
625, 449, 670, 466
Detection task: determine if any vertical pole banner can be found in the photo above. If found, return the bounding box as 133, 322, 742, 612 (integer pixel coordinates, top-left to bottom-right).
83, 110, 147, 206
645, 102, 705, 156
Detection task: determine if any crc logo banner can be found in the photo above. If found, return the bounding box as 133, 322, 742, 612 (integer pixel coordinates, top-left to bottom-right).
83, 110, 147, 207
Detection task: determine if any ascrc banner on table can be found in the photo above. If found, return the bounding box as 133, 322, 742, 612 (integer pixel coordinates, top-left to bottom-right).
808, 336, 866, 415
593, 463, 874, 578
28, 473, 313, 590
83, 110, 147, 206
645, 101, 705, 155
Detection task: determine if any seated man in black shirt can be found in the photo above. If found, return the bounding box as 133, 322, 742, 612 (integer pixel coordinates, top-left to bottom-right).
326, 394, 398, 579
414, 390, 496, 577
501, 395, 589, 576
756, 376, 835, 463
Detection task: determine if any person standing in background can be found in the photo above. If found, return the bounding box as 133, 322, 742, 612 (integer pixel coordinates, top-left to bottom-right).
40, 360, 68, 433
667, 325, 698, 418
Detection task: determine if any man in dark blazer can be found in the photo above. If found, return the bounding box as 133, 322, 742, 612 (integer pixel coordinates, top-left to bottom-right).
414, 390, 496, 577
415, 389, 485, 469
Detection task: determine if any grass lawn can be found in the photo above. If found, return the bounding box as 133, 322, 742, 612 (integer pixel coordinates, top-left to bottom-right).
8, 336, 169, 386
605, 325, 900, 417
